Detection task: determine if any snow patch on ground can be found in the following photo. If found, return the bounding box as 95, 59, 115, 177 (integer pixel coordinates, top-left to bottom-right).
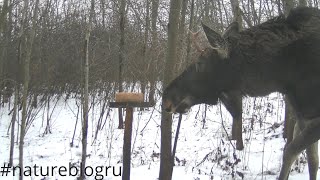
0, 93, 316, 179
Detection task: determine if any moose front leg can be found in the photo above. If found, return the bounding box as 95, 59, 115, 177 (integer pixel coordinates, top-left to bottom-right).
284, 96, 295, 142
306, 141, 319, 180
232, 115, 244, 150
220, 91, 244, 150
290, 122, 319, 180
279, 119, 320, 180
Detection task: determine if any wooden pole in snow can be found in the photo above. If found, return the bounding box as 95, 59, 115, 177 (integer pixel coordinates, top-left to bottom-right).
110, 93, 154, 180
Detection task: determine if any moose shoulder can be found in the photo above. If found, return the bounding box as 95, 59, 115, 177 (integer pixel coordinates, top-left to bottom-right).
163, 7, 320, 180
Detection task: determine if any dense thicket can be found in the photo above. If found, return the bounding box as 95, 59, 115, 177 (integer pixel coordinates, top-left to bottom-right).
0, 0, 169, 100
0, 0, 318, 101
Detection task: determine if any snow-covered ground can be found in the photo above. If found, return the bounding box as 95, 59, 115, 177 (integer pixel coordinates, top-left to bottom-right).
0, 92, 317, 179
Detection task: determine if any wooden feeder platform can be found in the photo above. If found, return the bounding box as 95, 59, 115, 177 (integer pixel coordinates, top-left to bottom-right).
109, 102, 154, 108
109, 92, 154, 180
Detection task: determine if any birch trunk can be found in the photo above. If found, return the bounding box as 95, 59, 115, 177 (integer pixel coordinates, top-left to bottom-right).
19, 0, 39, 179
79, 0, 93, 179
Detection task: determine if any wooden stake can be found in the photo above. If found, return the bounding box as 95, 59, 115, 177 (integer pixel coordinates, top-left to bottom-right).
122, 107, 133, 180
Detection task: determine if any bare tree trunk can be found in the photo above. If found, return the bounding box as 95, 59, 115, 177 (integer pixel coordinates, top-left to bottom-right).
19, 0, 39, 179
217, 0, 225, 30
148, 0, 159, 104
0, 0, 9, 81
159, 0, 182, 179
0, 0, 9, 34
100, 0, 106, 28
9, 85, 18, 165
283, 0, 294, 16
186, 0, 195, 65
141, 0, 150, 102
44, 96, 52, 134
176, 0, 188, 72
80, 31, 89, 179
118, 0, 126, 129
179, 0, 187, 34
151, 0, 159, 46
249, 0, 259, 25
231, 0, 243, 27
79, 0, 93, 179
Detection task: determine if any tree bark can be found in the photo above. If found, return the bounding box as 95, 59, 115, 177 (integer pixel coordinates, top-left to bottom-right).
0, 0, 9, 34
148, 0, 159, 104
118, 0, 126, 129
185, 0, 195, 65
0, 0, 9, 96
176, 0, 188, 72
9, 85, 18, 165
19, 0, 39, 179
79, 0, 93, 179
159, 0, 182, 179
231, 0, 243, 27
141, 0, 150, 103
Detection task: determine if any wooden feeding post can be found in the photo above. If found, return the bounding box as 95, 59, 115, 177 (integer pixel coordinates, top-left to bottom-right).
109, 92, 154, 180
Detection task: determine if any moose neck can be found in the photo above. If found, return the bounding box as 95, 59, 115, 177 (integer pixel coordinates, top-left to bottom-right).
210, 59, 241, 94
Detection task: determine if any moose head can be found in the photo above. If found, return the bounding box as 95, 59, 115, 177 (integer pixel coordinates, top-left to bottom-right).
162, 22, 240, 114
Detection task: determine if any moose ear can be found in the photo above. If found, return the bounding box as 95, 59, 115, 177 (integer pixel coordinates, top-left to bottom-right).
223, 21, 240, 38
201, 22, 225, 49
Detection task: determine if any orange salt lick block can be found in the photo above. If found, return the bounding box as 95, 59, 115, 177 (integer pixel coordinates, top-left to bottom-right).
115, 92, 144, 103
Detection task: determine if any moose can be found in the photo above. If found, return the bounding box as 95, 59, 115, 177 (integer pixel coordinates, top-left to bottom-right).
163, 7, 320, 180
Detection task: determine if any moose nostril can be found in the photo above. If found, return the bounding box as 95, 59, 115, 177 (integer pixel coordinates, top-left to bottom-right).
165, 107, 171, 112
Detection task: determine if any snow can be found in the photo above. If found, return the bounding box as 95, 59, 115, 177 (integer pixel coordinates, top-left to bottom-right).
0, 92, 317, 179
